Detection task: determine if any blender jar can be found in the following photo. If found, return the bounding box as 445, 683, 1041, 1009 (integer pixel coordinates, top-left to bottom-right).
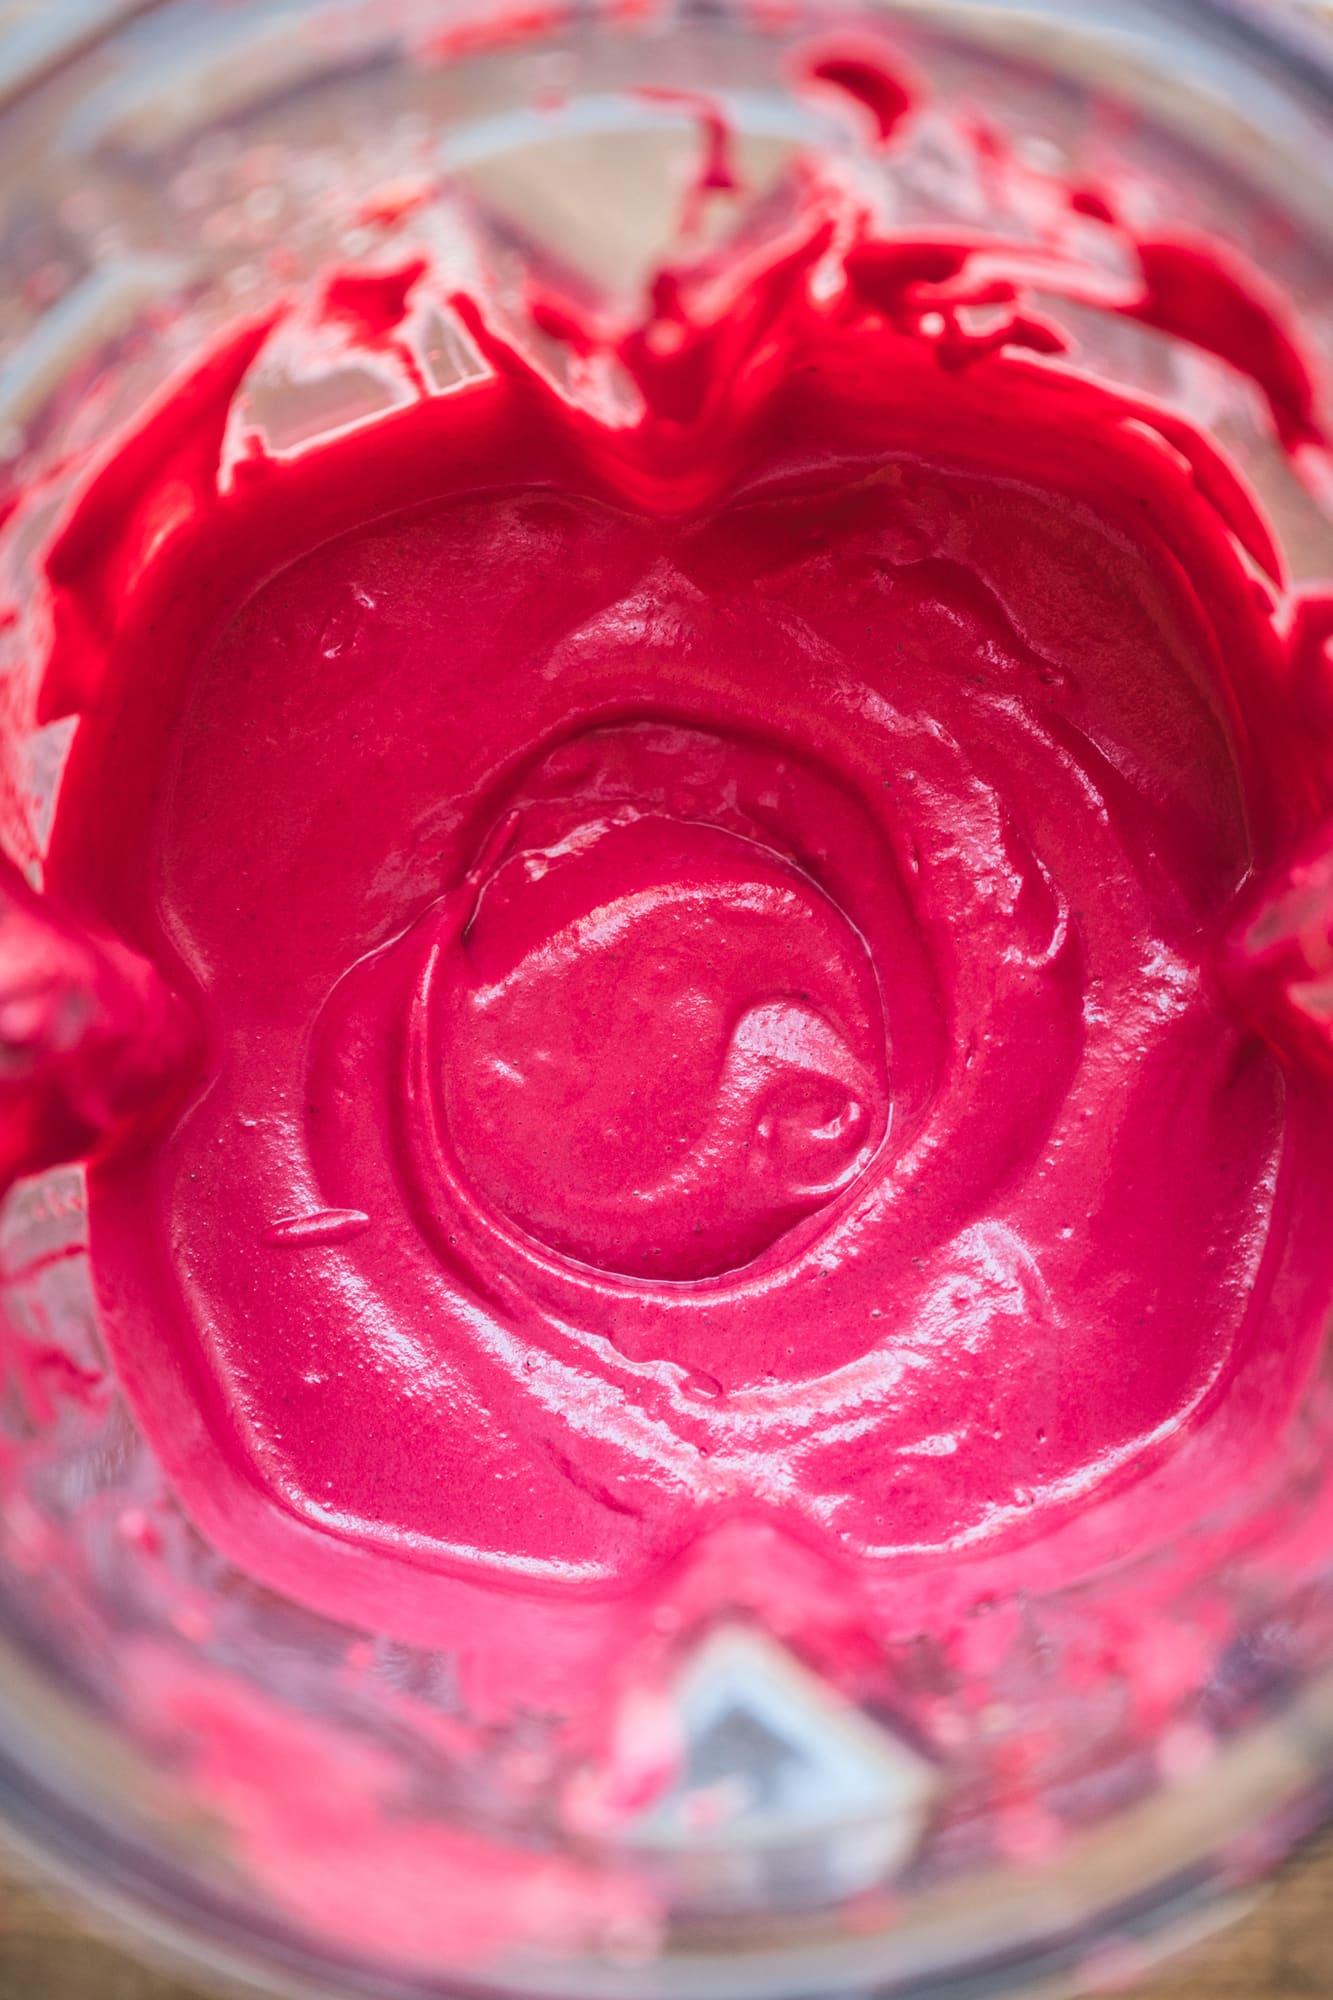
0, 2, 1330, 1996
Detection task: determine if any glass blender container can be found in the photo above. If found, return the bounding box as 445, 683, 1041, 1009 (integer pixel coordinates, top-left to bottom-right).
0, 3, 1330, 1996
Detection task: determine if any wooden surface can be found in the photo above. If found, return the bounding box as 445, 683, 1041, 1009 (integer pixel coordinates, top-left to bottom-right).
0, 1830, 1328, 1999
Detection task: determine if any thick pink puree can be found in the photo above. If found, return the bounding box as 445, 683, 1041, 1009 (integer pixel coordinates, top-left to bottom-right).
5, 55, 1333, 1721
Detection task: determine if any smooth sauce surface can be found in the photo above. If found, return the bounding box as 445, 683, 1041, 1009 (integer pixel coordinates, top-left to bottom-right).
17, 85, 1333, 1690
